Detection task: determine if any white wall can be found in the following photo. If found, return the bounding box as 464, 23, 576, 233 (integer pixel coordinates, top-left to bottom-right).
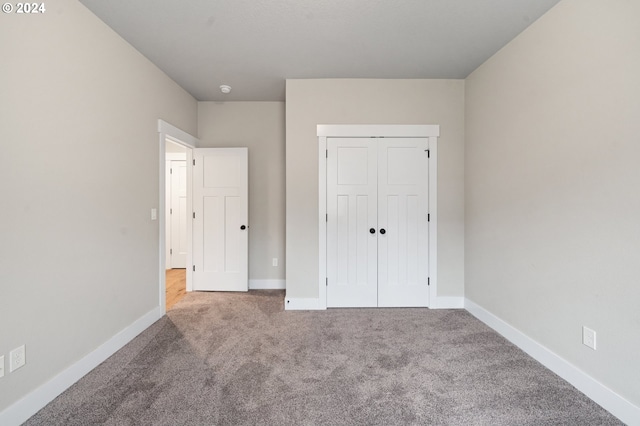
0, 0, 197, 413
198, 102, 286, 281
286, 79, 465, 299
465, 0, 640, 408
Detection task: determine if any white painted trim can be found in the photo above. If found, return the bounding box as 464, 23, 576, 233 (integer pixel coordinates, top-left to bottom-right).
465, 299, 640, 426
158, 120, 199, 147
158, 120, 199, 309
284, 296, 326, 311
185, 148, 194, 292
0, 308, 162, 426
317, 125, 439, 308
433, 296, 464, 309
318, 135, 328, 308
318, 124, 440, 138
249, 279, 286, 290
427, 136, 438, 306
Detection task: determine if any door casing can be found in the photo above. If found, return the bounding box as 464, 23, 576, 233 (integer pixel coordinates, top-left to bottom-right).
318, 124, 439, 309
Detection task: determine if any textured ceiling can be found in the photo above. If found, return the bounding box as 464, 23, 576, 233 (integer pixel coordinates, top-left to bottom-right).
80, 0, 561, 101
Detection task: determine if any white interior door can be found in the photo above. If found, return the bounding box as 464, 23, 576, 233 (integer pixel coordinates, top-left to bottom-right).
192, 148, 248, 292
170, 160, 188, 268
377, 139, 429, 307
327, 139, 378, 307
326, 138, 429, 307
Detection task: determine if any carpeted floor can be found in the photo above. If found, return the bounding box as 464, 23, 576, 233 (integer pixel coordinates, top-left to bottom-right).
26, 290, 622, 425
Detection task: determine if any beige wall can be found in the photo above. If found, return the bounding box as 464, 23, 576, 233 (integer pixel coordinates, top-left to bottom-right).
198, 102, 286, 281
0, 0, 197, 412
465, 0, 640, 407
286, 79, 465, 299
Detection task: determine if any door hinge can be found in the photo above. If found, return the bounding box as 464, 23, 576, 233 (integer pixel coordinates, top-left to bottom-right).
170, 168, 172, 174
193, 212, 196, 219
326, 277, 328, 286
326, 213, 328, 222
193, 265, 195, 272
170, 248, 173, 255
427, 213, 430, 222
326, 149, 328, 158
193, 159, 195, 166
170, 208, 172, 215
428, 277, 430, 286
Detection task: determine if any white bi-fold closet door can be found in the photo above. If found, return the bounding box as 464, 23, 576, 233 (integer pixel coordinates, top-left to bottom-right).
326, 137, 430, 308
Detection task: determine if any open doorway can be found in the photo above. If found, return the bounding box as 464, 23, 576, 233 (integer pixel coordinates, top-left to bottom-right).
158, 119, 198, 315
165, 140, 187, 309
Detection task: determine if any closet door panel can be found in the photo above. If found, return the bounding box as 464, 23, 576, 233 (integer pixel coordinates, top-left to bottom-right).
327, 139, 378, 307
378, 139, 429, 307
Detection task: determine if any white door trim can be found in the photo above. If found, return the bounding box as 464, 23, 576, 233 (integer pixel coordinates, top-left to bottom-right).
158, 119, 198, 315
317, 124, 439, 310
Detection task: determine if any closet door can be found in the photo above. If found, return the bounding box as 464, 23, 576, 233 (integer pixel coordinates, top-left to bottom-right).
326, 138, 378, 307
377, 139, 430, 307
326, 137, 429, 308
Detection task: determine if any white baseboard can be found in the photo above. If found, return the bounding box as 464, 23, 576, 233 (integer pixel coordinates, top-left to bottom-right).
284, 296, 465, 311
249, 279, 286, 290
465, 299, 640, 426
284, 296, 326, 310
432, 296, 464, 309
0, 307, 162, 426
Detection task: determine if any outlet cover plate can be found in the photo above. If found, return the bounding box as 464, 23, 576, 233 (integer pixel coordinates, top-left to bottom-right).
582, 326, 596, 350
10, 345, 26, 372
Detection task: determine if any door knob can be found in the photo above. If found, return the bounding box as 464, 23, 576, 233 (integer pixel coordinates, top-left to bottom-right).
380, 228, 386, 234
369, 228, 376, 234
240, 225, 246, 230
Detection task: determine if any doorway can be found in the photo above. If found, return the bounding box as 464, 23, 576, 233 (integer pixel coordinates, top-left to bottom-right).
326, 137, 430, 307
317, 124, 440, 309
158, 120, 198, 314
165, 141, 188, 309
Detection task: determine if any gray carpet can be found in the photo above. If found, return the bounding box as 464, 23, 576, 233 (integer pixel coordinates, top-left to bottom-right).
26, 290, 622, 425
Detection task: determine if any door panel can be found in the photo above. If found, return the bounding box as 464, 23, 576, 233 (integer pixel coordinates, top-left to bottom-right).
224, 196, 242, 272
378, 139, 429, 307
202, 195, 223, 272
327, 139, 378, 307
193, 148, 248, 292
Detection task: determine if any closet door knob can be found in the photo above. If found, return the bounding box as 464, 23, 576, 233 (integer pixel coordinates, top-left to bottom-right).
369, 228, 376, 234
240, 225, 246, 230
380, 228, 386, 235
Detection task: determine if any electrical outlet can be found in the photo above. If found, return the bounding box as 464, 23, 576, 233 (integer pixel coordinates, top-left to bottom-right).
272, 258, 278, 267
10, 345, 26, 372
582, 327, 596, 350
0, 355, 4, 378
